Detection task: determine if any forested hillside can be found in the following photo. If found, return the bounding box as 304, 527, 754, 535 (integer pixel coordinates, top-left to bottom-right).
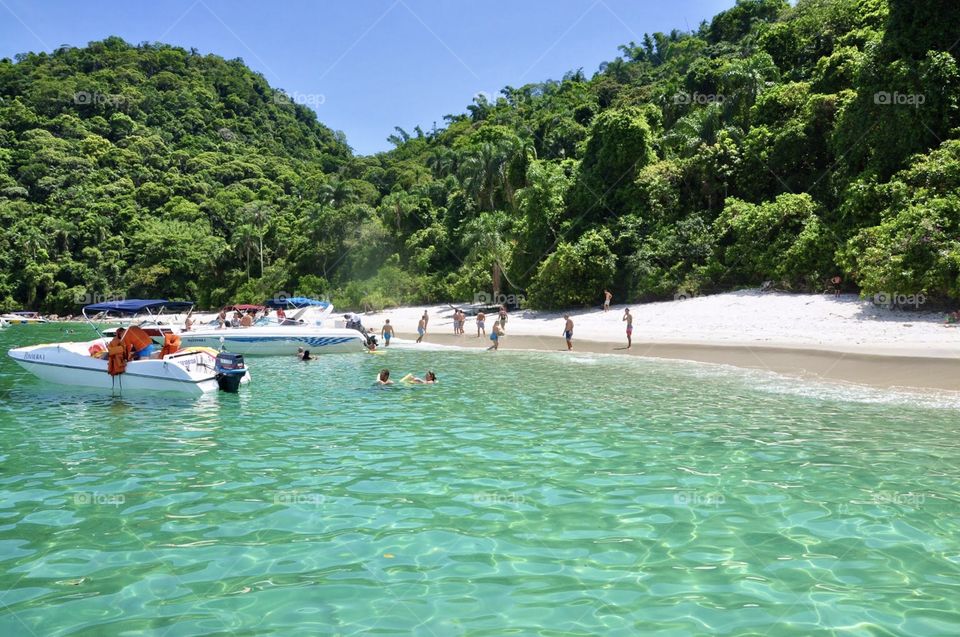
1, 0, 959, 312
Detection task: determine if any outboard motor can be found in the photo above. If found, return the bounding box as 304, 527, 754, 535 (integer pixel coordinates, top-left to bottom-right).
215, 352, 246, 393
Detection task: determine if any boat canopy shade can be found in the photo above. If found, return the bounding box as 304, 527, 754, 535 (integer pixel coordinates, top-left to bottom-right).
9, 311, 40, 316
264, 297, 330, 309
83, 299, 194, 315
225, 304, 265, 312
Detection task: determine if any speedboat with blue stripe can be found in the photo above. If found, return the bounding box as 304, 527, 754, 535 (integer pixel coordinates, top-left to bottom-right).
177, 298, 367, 356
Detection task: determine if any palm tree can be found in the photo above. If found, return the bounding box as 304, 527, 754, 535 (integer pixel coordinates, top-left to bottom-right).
461, 212, 520, 295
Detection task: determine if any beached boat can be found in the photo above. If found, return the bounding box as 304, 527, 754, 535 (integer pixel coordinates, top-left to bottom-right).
0, 311, 48, 324
7, 300, 250, 395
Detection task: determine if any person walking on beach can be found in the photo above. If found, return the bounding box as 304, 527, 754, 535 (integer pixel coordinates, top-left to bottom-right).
498, 305, 508, 330
487, 322, 504, 351
830, 275, 842, 298
381, 319, 394, 347
563, 315, 574, 351
603, 289, 612, 312
476, 311, 486, 337
416, 315, 427, 343
623, 308, 633, 349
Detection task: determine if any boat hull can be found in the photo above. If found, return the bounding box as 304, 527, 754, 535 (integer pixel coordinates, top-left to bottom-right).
178, 328, 365, 355
7, 341, 242, 395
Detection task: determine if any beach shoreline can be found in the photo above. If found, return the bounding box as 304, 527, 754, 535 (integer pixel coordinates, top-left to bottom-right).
389, 331, 960, 392
366, 291, 960, 392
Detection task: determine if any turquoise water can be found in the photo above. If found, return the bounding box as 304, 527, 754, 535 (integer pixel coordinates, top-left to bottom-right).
1, 325, 960, 636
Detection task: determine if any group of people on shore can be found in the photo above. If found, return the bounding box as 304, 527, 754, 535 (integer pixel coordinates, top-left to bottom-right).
374, 296, 637, 353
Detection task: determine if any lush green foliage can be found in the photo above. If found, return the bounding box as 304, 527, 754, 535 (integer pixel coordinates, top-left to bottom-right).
2, 0, 959, 312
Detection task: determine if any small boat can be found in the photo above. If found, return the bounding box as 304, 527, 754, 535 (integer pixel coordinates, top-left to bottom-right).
7, 299, 250, 395
1, 311, 48, 324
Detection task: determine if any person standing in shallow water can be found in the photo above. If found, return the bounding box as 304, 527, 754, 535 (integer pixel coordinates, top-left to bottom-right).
416, 315, 426, 343
487, 322, 504, 351
381, 319, 394, 347
623, 308, 633, 349
563, 315, 574, 351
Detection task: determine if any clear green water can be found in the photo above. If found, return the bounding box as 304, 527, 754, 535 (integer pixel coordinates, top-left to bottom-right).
1, 325, 960, 636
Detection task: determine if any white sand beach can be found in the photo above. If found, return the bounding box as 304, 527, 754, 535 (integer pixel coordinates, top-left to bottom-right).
364, 291, 960, 391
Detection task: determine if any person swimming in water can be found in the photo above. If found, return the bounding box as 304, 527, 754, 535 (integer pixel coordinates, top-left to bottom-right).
400, 370, 437, 384
376, 369, 393, 385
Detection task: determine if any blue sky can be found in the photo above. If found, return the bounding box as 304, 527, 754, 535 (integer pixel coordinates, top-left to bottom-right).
0, 0, 734, 155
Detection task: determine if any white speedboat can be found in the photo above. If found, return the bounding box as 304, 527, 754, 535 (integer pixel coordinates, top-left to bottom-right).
7, 299, 251, 395
8, 339, 246, 395
1, 311, 48, 324
178, 324, 366, 355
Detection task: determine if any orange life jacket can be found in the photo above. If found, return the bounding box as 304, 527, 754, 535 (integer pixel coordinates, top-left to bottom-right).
107, 339, 131, 376
160, 333, 181, 357
124, 326, 154, 352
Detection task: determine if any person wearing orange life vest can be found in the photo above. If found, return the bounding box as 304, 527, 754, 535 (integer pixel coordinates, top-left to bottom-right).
123, 326, 155, 360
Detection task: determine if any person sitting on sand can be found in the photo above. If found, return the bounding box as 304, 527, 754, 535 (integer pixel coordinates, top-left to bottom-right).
563, 315, 574, 351
381, 319, 394, 346
476, 311, 486, 337
487, 322, 504, 351
623, 308, 633, 349
416, 315, 427, 344
376, 369, 393, 385
401, 370, 438, 384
